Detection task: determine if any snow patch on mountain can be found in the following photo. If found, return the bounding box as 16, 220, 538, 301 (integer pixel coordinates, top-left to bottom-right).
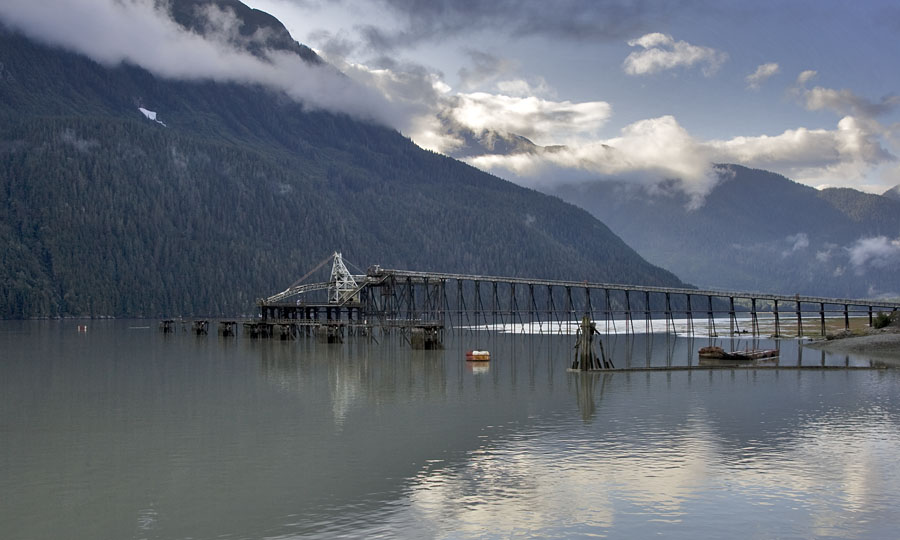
138, 107, 166, 127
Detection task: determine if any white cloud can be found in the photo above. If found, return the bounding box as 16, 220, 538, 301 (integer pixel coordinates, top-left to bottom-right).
801, 87, 900, 121
623, 32, 727, 76
746, 62, 779, 90
464, 106, 898, 205
347, 53, 896, 199
468, 115, 718, 208
782, 232, 809, 257
707, 115, 894, 187
0, 0, 396, 125
333, 57, 611, 152
796, 70, 818, 86
335, 58, 459, 148
4, 0, 895, 200
326, 40, 894, 198
446, 93, 611, 146
847, 236, 900, 273
788, 232, 809, 251
816, 243, 839, 263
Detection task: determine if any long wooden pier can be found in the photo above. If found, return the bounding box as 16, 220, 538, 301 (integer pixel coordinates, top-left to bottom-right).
248, 253, 900, 345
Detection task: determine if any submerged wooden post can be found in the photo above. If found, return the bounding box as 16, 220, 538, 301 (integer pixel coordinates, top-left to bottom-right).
844, 304, 850, 331
218, 321, 237, 337
410, 325, 442, 349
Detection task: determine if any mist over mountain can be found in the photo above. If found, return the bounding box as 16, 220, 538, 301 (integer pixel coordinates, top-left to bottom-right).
551, 165, 900, 299
0, 2, 687, 318
168, 0, 321, 63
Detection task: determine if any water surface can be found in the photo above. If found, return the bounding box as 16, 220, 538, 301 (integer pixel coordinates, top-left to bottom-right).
1, 320, 899, 539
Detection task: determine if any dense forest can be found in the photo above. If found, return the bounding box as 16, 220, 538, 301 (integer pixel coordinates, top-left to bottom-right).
0, 21, 686, 318
552, 165, 900, 298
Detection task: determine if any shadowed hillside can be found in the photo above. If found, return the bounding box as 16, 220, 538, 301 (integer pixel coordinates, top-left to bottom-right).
552, 165, 900, 299
0, 8, 686, 318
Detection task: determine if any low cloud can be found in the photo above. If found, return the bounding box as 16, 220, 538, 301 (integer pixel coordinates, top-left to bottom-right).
707, 115, 895, 187
0, 0, 396, 125
460, 105, 896, 207
801, 87, 900, 121
623, 33, 727, 76
792, 72, 899, 133
745, 62, 779, 90
446, 93, 611, 146
816, 242, 839, 263
847, 236, 900, 273
796, 70, 817, 86
782, 232, 809, 257
4, 0, 896, 203
467, 115, 718, 208
334, 57, 452, 148
332, 51, 614, 152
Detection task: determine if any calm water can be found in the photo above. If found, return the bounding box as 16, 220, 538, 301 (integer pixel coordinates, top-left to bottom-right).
2, 320, 900, 539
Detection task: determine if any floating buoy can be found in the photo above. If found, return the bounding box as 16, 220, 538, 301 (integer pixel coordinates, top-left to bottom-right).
465, 350, 490, 361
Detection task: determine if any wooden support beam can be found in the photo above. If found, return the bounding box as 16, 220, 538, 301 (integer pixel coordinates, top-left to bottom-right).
820, 303, 826, 336
774, 299, 780, 337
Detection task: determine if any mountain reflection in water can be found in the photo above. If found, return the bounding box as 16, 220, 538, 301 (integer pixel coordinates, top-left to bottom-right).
1, 320, 898, 539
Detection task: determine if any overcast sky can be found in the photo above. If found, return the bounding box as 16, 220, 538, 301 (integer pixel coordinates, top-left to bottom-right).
244, 0, 900, 196
2, 0, 898, 198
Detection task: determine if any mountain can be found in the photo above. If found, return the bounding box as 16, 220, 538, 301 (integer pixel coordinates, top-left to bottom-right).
883, 184, 900, 203
0, 4, 687, 318
169, 0, 321, 63
446, 129, 540, 159
551, 165, 900, 298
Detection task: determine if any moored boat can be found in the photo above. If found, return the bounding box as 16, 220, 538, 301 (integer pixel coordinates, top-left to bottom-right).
465, 350, 491, 361
698, 346, 779, 360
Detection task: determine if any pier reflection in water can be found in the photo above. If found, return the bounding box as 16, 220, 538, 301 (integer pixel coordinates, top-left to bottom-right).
1, 320, 898, 539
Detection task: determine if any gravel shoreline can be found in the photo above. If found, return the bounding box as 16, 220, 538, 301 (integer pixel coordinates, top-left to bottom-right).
805, 328, 900, 359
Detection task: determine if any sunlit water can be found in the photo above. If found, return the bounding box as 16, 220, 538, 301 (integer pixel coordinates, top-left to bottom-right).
2, 320, 899, 539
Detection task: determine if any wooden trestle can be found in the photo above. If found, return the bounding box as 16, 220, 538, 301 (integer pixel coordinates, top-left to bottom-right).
248, 264, 900, 343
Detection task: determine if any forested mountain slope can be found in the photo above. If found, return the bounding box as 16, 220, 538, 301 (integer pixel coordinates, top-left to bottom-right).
552, 165, 900, 298
0, 17, 686, 318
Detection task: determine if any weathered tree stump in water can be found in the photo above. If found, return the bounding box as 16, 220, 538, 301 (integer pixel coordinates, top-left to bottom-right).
572, 315, 613, 370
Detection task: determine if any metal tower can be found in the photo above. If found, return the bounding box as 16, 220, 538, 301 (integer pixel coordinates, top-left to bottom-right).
329, 252, 359, 304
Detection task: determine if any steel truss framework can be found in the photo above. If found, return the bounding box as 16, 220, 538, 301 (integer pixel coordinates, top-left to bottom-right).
258, 256, 900, 338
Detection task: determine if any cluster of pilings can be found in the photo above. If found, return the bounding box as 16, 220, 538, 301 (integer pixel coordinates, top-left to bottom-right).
572, 315, 614, 371
159, 319, 238, 336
